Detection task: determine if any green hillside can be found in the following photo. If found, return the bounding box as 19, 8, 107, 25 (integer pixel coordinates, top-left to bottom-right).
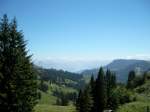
34, 66, 150, 112
35, 81, 77, 112
117, 78, 150, 112
35, 104, 75, 112
34, 67, 82, 112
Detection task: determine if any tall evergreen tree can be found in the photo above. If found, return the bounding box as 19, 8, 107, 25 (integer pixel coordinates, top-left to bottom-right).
76, 87, 93, 112
89, 75, 95, 112
127, 70, 136, 89
76, 68, 118, 112
111, 73, 116, 88
76, 90, 82, 112
105, 69, 116, 109
95, 67, 107, 112
82, 86, 93, 112
0, 15, 37, 112
106, 69, 112, 108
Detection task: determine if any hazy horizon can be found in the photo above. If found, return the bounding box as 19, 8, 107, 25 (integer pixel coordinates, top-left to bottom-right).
34, 57, 150, 72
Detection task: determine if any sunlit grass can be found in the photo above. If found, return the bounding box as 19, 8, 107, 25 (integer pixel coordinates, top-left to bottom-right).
34, 104, 75, 112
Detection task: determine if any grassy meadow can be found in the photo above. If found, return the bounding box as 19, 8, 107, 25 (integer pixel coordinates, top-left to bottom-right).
35, 81, 76, 112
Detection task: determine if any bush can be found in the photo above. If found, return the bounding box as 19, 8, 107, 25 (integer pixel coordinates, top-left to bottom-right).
39, 80, 48, 92
113, 86, 135, 105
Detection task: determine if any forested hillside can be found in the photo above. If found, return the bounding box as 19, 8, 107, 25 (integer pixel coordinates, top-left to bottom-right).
35, 66, 85, 90
33, 66, 86, 112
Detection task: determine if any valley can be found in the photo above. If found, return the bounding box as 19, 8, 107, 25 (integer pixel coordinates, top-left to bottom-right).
34, 59, 150, 112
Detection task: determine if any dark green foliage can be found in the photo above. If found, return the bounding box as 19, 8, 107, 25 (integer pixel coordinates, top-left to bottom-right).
76, 90, 83, 112
114, 86, 133, 104
126, 71, 148, 89
127, 71, 136, 89
36, 68, 85, 90
60, 93, 69, 106
107, 89, 119, 110
132, 75, 144, 88
89, 75, 95, 112
39, 80, 48, 92
55, 92, 69, 106
0, 15, 37, 112
77, 68, 149, 112
53, 90, 77, 103
76, 67, 118, 112
76, 87, 93, 112
95, 67, 107, 112
106, 69, 117, 109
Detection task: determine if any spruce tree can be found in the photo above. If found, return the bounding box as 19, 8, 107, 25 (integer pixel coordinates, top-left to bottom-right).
89, 75, 95, 112
106, 69, 117, 109
0, 15, 37, 112
127, 70, 135, 89
82, 86, 93, 112
76, 87, 93, 112
76, 90, 84, 112
106, 69, 112, 108
95, 67, 107, 112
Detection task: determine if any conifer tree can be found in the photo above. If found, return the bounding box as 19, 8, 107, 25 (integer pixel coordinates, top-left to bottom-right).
83, 86, 93, 112
111, 73, 116, 88
106, 69, 112, 108
95, 67, 107, 112
0, 14, 37, 112
106, 69, 116, 109
76, 90, 84, 112
89, 75, 95, 112
127, 70, 135, 89
76, 87, 93, 112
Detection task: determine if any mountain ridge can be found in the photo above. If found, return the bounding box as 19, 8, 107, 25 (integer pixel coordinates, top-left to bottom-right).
81, 59, 150, 82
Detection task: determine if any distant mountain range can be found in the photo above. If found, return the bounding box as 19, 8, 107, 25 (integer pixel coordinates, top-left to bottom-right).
81, 59, 150, 82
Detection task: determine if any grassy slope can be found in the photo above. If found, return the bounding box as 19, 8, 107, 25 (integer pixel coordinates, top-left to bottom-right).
117, 101, 150, 112
35, 104, 75, 112
117, 81, 150, 112
35, 82, 76, 112
36, 80, 150, 112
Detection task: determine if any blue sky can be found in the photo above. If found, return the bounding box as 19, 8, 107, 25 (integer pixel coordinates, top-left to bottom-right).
0, 0, 150, 71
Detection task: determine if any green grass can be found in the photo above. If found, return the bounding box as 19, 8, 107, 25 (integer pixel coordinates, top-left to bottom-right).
117, 101, 150, 112
38, 82, 77, 105
38, 91, 57, 105
35, 81, 77, 112
34, 104, 75, 112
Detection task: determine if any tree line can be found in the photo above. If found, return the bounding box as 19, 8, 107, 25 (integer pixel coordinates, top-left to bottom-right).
37, 67, 85, 90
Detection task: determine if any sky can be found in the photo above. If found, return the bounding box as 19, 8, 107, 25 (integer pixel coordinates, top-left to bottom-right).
0, 0, 150, 71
